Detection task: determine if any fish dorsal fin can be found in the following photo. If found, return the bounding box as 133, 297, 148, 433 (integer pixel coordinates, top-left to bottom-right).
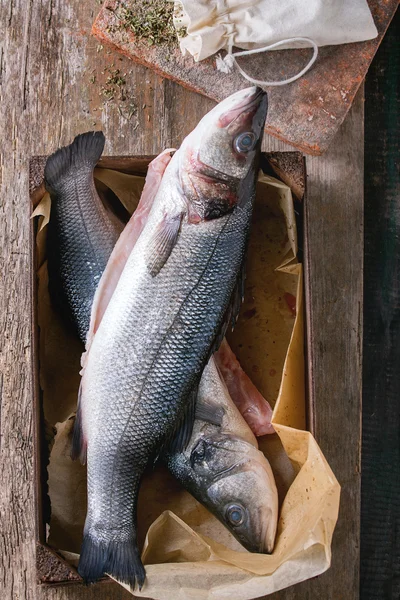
145, 212, 183, 277
195, 397, 225, 426
230, 258, 246, 329
211, 258, 247, 355
71, 382, 87, 464
84, 150, 173, 357
167, 385, 198, 454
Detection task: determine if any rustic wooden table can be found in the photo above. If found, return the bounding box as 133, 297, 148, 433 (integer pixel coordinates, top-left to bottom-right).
0, 1, 363, 599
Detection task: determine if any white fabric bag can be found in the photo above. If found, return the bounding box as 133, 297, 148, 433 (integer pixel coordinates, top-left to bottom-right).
173, 0, 378, 64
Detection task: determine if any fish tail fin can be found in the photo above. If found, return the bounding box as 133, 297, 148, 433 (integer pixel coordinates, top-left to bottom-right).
78, 534, 146, 590
77, 535, 108, 585
106, 539, 146, 590
44, 131, 105, 193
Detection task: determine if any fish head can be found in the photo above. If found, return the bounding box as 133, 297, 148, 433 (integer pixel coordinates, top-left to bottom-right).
179, 87, 268, 220
189, 433, 278, 553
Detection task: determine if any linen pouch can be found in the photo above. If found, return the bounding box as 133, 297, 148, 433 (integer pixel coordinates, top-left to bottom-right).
174, 0, 378, 62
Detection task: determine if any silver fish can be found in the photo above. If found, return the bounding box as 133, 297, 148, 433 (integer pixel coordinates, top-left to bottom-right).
45, 138, 276, 554
165, 357, 278, 554
74, 87, 268, 588
44, 131, 123, 342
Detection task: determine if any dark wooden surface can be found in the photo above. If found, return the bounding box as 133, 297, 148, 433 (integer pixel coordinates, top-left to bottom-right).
0, 1, 363, 598
361, 10, 400, 600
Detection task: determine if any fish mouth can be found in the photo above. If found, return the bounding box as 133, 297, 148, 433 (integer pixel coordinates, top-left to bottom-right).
217, 87, 268, 129
234, 508, 274, 554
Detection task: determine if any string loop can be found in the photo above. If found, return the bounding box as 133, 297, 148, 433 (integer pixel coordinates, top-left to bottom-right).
216, 37, 318, 87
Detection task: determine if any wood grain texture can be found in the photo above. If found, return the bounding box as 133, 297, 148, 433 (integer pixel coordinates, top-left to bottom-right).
0, 0, 363, 598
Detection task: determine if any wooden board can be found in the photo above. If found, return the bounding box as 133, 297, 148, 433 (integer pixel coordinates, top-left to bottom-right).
92, 0, 397, 155
0, 0, 363, 598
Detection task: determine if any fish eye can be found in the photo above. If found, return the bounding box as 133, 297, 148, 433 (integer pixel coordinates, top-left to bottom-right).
234, 132, 256, 153
226, 504, 245, 527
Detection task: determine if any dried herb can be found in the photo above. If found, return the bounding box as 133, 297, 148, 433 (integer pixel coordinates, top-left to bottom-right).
88, 52, 138, 122
106, 68, 126, 88
113, 0, 183, 47
176, 26, 187, 38
99, 66, 128, 102
118, 101, 138, 120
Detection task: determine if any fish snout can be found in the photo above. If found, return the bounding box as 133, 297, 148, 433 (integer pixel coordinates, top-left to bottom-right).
217, 86, 268, 129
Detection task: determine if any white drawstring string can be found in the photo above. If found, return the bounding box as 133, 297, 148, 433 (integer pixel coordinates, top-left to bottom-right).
216, 37, 318, 86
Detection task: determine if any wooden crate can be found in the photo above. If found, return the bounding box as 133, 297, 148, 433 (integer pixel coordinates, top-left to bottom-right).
29, 151, 307, 586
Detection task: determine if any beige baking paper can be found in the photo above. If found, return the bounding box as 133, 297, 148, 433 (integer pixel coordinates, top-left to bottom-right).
33, 169, 340, 600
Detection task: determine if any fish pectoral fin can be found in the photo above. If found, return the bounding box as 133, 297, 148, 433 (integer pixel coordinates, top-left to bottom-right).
167, 385, 198, 454
195, 397, 225, 426
71, 383, 87, 464
230, 257, 246, 330
145, 212, 183, 277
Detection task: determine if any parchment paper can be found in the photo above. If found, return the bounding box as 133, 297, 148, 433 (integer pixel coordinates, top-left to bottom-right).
33, 169, 340, 599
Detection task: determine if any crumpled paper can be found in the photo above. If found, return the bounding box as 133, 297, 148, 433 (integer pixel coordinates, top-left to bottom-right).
33, 166, 340, 600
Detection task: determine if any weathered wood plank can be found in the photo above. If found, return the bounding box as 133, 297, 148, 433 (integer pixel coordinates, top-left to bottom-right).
0, 0, 363, 598
263, 88, 364, 600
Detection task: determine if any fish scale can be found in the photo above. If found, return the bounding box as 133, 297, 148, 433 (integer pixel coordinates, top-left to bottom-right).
45, 131, 122, 342
48, 178, 119, 337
